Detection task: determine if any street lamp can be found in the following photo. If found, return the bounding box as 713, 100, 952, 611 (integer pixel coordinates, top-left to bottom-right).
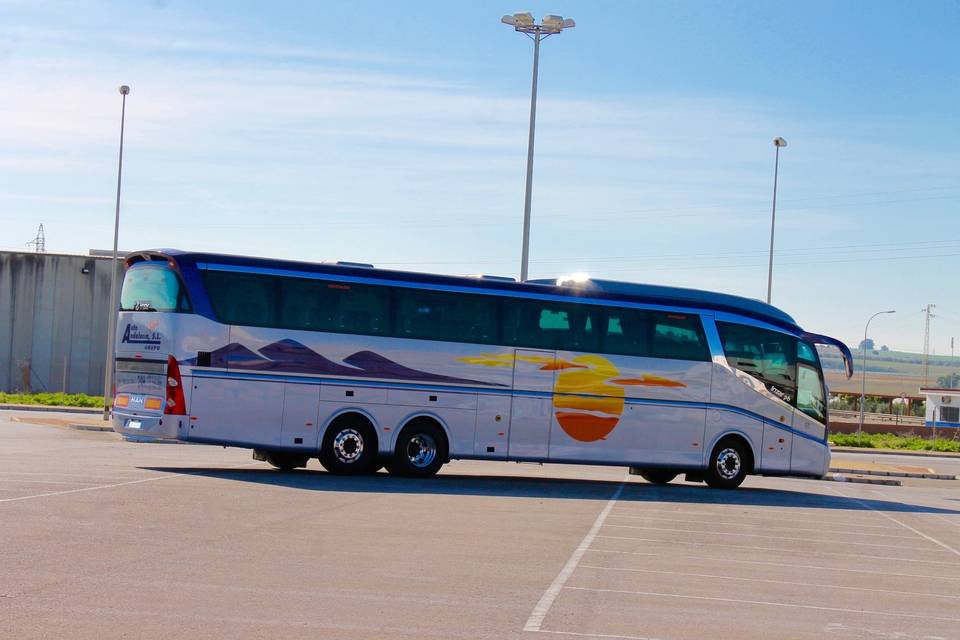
102, 84, 130, 420
501, 12, 575, 282
766, 137, 787, 304
858, 309, 895, 438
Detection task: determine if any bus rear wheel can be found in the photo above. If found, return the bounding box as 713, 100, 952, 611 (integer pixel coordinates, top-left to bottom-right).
705, 438, 749, 489
320, 416, 378, 475
639, 469, 677, 485
386, 420, 447, 478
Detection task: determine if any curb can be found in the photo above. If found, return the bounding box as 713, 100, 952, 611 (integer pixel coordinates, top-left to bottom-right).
831, 446, 960, 459
0, 404, 102, 415
68, 423, 115, 433
819, 473, 901, 486
829, 467, 957, 481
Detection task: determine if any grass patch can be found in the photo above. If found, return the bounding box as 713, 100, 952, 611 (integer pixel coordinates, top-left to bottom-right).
830, 432, 960, 453
0, 392, 103, 408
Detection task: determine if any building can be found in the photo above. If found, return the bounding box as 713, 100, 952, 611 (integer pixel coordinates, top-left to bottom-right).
0, 250, 123, 395
919, 387, 960, 429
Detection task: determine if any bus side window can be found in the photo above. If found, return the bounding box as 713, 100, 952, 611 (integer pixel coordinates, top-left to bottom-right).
603, 308, 652, 357
394, 288, 498, 344
650, 313, 711, 361
204, 271, 277, 327
501, 300, 598, 352
716, 322, 797, 403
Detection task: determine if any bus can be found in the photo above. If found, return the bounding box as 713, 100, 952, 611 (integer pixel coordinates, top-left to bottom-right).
111, 249, 853, 489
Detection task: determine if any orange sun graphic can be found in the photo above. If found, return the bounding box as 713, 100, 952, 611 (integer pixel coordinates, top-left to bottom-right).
458, 352, 686, 442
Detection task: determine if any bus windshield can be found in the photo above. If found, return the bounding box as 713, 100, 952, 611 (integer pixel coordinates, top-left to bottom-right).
120, 264, 190, 312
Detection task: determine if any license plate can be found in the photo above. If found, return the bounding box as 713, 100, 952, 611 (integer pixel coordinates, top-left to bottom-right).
125, 420, 142, 430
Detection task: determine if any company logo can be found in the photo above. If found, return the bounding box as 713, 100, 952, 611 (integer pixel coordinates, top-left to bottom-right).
121, 323, 161, 347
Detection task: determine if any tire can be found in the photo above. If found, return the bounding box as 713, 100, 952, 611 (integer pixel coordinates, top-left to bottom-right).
387, 420, 447, 478
319, 415, 378, 475
263, 451, 309, 471
705, 439, 750, 489
640, 469, 677, 485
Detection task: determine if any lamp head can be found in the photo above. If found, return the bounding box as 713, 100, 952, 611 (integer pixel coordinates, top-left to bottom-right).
119, 85, 130, 95
773, 137, 787, 147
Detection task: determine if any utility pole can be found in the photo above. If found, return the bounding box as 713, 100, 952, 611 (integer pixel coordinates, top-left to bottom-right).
922, 303, 936, 386
102, 85, 130, 420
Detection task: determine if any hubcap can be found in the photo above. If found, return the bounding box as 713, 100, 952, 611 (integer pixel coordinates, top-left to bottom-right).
333, 428, 364, 464
406, 433, 437, 469
716, 448, 741, 480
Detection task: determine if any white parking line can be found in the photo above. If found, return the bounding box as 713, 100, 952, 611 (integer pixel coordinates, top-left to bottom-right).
577, 564, 960, 600
523, 481, 625, 633
586, 548, 960, 582
0, 463, 262, 504
611, 506, 901, 531
529, 630, 659, 640
824, 485, 960, 558
0, 479, 104, 486
607, 513, 918, 539
603, 523, 927, 550
594, 535, 960, 566
563, 585, 960, 623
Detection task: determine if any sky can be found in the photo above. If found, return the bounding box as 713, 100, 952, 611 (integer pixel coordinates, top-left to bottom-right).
1, 0, 959, 353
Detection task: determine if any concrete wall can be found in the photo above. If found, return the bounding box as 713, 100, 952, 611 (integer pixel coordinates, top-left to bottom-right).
0, 251, 123, 395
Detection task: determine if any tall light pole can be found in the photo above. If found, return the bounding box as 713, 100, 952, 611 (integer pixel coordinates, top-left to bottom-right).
766, 137, 787, 304
501, 12, 575, 282
858, 309, 895, 438
102, 84, 130, 420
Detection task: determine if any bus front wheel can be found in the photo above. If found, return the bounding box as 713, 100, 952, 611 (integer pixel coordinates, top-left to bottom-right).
386, 420, 447, 478
319, 416, 378, 475
705, 438, 750, 489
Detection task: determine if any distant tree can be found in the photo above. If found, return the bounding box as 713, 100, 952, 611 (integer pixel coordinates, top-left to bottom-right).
936, 372, 960, 388
880, 345, 889, 352
858, 338, 875, 351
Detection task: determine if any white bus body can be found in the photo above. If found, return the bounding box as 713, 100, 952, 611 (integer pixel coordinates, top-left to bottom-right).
112, 251, 853, 489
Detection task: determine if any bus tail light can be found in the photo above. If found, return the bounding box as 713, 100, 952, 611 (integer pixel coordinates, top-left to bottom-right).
164, 355, 186, 415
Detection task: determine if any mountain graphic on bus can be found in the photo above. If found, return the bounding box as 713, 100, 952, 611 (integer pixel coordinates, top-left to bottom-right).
185, 339, 504, 386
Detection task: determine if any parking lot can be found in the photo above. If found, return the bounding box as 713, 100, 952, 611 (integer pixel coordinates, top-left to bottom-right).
2, 411, 959, 640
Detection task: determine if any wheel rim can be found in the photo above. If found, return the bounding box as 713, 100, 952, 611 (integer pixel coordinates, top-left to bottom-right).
405, 433, 437, 469
333, 428, 364, 464
716, 447, 741, 480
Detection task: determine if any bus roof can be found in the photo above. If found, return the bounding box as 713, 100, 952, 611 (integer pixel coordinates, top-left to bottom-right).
130, 249, 802, 333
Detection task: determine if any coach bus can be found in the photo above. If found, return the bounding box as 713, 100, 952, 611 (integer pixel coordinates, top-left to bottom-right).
111, 249, 853, 489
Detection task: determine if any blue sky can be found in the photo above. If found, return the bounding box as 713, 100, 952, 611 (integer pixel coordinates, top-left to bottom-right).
2, 0, 958, 352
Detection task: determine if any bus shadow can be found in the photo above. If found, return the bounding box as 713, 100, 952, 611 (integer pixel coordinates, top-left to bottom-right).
138, 465, 960, 515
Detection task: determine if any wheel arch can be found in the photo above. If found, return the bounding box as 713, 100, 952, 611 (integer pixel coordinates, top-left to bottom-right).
320, 408, 380, 452
705, 429, 757, 473
395, 412, 451, 458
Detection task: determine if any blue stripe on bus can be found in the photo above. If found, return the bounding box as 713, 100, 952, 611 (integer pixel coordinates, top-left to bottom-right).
189, 368, 827, 444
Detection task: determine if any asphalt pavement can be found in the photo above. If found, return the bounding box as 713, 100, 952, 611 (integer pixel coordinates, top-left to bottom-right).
2, 410, 958, 640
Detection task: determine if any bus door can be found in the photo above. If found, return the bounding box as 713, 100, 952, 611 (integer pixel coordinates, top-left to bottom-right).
508, 349, 557, 459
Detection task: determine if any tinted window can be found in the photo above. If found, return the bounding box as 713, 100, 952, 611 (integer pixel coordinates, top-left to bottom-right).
120, 265, 190, 312
651, 312, 711, 361
796, 363, 826, 424
395, 288, 498, 343
941, 406, 959, 423
717, 322, 797, 403
278, 277, 390, 336
203, 270, 276, 326
603, 307, 652, 357
503, 299, 599, 351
